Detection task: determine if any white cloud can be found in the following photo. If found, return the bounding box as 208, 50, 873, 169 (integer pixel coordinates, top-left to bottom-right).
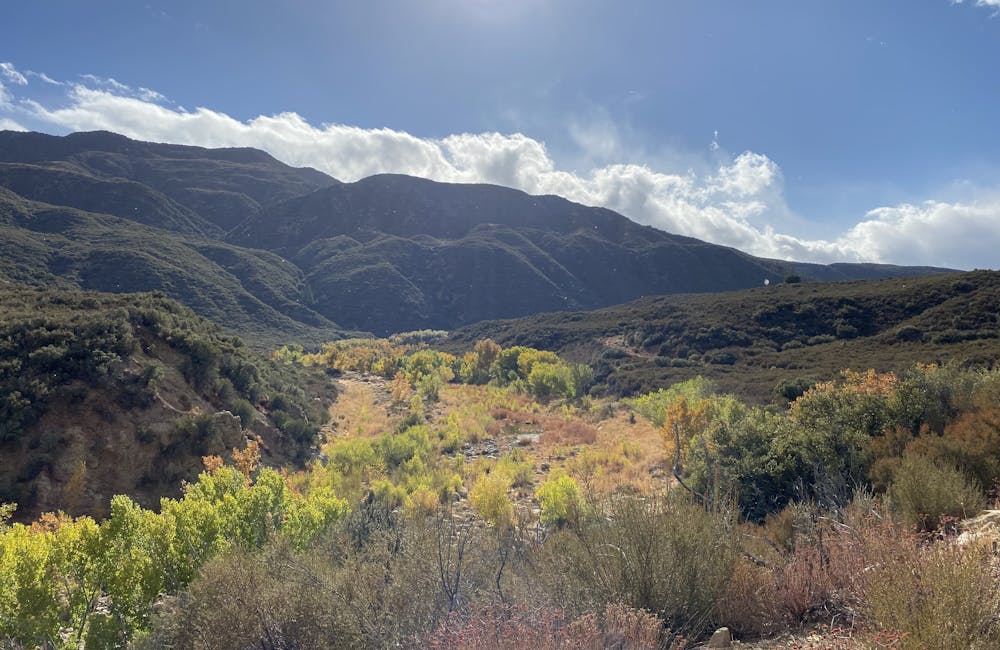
137, 87, 168, 103
0, 62, 28, 86
839, 200, 1000, 269
79, 74, 131, 93
0, 117, 27, 131
2, 70, 999, 269
952, 0, 1000, 11
27, 71, 62, 86
0, 62, 27, 109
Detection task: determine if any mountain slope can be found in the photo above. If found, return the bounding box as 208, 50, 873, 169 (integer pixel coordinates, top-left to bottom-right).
0, 130, 337, 231
0, 160, 221, 237
445, 270, 1000, 402
0, 186, 346, 346
0, 131, 954, 338
233, 173, 950, 334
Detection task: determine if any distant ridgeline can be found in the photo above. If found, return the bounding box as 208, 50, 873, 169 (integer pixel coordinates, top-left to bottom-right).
0, 130, 951, 341
446, 270, 1000, 402
0, 286, 332, 521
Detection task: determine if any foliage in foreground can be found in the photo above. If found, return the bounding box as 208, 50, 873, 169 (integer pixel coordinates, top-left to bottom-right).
0, 461, 346, 648
5, 331, 1000, 648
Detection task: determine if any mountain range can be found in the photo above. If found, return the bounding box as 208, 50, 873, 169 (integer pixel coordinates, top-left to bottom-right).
0, 130, 950, 341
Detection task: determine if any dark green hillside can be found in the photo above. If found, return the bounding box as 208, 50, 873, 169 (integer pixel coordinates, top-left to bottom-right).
0, 286, 334, 521
785, 260, 954, 282
0, 161, 220, 236
0, 186, 346, 347
0, 130, 336, 231
235, 173, 950, 334
446, 270, 1000, 401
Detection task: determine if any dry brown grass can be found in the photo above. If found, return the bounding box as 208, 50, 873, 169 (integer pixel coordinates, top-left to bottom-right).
860, 526, 1000, 650
321, 376, 399, 441
557, 407, 666, 495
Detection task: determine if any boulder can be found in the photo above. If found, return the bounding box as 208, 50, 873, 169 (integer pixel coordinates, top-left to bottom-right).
706, 627, 732, 648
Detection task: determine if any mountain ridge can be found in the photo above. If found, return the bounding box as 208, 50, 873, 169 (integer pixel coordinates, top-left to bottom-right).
0, 130, 955, 339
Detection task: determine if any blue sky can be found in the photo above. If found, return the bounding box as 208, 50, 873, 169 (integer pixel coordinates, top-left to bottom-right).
2, 0, 999, 268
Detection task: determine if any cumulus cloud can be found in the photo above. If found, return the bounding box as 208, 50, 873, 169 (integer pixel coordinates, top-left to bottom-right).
1, 69, 998, 269
839, 200, 1000, 269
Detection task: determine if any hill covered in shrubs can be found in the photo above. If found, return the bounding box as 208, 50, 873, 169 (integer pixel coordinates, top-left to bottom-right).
0, 286, 333, 521
448, 270, 1000, 401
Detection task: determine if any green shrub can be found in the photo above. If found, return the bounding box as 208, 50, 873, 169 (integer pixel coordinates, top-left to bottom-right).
774, 376, 815, 403
380, 426, 433, 470
887, 453, 985, 532
526, 362, 576, 400
469, 471, 514, 529
535, 474, 584, 527
229, 399, 256, 430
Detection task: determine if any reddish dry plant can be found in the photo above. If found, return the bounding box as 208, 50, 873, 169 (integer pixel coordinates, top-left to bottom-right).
232, 439, 261, 480
720, 525, 870, 639
424, 603, 664, 650
864, 629, 909, 649
544, 419, 599, 446
201, 454, 224, 473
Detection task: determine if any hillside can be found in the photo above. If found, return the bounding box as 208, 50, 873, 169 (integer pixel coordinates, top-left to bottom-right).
446, 270, 1000, 401
0, 130, 336, 231
0, 186, 347, 347
0, 131, 953, 340
0, 286, 335, 521
231, 173, 952, 334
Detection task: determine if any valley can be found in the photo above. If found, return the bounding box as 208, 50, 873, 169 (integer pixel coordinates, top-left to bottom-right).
0, 130, 998, 649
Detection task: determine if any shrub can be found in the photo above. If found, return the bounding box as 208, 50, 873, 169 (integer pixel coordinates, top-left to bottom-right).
535, 474, 585, 528
623, 377, 715, 427
229, 398, 255, 430
139, 543, 360, 650
380, 426, 433, 470
426, 603, 663, 649
774, 376, 816, 403
527, 362, 576, 401
905, 407, 1000, 489
705, 350, 738, 365
469, 472, 514, 529
886, 453, 985, 532
864, 535, 1000, 649
459, 339, 502, 385
535, 492, 737, 640
893, 325, 924, 343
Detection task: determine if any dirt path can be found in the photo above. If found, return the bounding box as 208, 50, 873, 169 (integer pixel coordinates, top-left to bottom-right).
320, 373, 399, 442
600, 335, 656, 359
